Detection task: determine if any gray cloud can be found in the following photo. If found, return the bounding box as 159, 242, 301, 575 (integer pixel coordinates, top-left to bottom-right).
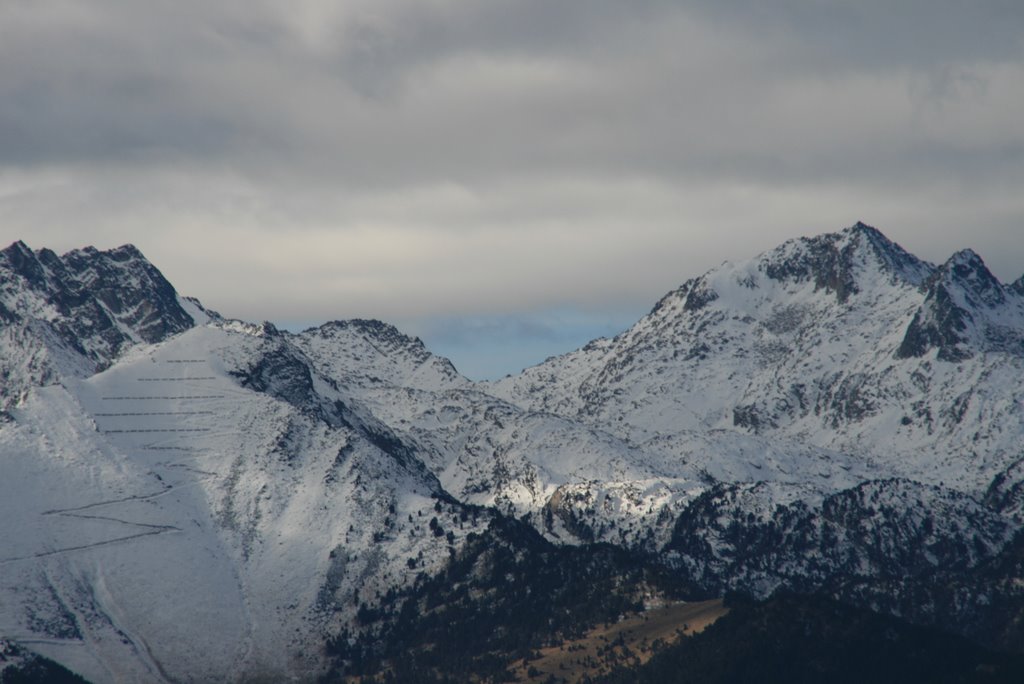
1, 1, 1023, 375
5, 1, 1020, 183
692, 1, 1024, 72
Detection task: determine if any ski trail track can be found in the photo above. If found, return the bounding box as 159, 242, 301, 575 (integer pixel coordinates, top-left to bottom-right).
0, 529, 177, 566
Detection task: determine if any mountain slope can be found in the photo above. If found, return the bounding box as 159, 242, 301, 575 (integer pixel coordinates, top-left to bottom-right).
0, 311, 489, 682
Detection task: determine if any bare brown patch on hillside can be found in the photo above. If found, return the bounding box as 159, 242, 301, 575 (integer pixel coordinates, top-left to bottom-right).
509, 598, 727, 683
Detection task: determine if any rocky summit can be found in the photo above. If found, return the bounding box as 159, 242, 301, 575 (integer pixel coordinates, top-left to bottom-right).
1, 223, 1023, 682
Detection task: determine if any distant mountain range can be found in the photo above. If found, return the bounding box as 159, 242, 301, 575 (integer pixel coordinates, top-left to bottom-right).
2, 223, 1023, 682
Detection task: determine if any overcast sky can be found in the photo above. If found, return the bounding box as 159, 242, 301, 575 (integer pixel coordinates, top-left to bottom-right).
2, 1, 1022, 378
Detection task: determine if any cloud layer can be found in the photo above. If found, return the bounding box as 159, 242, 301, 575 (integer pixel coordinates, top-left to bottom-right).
2, 1, 1022, 375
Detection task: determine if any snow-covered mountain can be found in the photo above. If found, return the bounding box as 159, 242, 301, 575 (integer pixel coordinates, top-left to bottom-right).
0, 319, 497, 681
2, 223, 1023, 682
490, 222, 1024, 495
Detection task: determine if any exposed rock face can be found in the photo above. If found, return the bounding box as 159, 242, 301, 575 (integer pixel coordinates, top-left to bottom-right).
0, 241, 194, 363
0, 241, 196, 413
759, 221, 932, 303
898, 250, 1024, 361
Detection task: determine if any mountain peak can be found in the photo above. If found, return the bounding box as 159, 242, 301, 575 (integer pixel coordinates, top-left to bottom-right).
0, 242, 195, 364
107, 243, 146, 262
295, 318, 466, 392
1, 240, 47, 285
309, 318, 428, 353
61, 243, 149, 269
841, 222, 934, 284
646, 223, 932, 328
934, 249, 1005, 309
846, 220, 883, 239
896, 247, 1016, 361
311, 318, 458, 374
948, 248, 983, 264
1, 239, 32, 258
759, 222, 931, 303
